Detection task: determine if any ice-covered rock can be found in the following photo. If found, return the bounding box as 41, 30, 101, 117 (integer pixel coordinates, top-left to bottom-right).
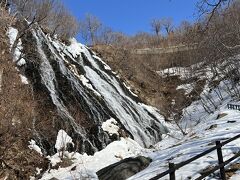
17, 25, 168, 154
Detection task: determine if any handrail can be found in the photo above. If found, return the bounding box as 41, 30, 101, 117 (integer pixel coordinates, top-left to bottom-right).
196, 151, 240, 180
150, 134, 240, 180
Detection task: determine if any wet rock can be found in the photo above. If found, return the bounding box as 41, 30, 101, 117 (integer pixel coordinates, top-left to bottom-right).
19, 25, 168, 155
97, 156, 152, 180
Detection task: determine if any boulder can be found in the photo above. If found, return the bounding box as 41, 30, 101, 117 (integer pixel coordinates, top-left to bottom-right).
97, 156, 152, 180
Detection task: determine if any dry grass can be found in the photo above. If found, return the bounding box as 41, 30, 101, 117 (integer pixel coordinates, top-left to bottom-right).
0, 8, 48, 179
226, 163, 240, 179
92, 45, 198, 119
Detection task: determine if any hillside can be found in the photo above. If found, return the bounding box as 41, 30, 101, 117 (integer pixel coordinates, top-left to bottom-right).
1, 0, 240, 179
92, 45, 203, 121
2, 20, 240, 180
38, 68, 240, 179
1, 22, 170, 178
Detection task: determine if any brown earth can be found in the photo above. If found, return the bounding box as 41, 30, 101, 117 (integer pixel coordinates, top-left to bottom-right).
0, 22, 49, 179
92, 45, 202, 120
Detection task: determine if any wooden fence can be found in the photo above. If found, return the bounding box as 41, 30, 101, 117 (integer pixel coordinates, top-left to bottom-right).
150, 134, 240, 180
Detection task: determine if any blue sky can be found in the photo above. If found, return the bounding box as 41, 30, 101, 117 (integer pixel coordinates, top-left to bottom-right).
62, 0, 198, 40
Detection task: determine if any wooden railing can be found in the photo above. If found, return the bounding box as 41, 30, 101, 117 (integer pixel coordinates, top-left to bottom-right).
150, 134, 240, 180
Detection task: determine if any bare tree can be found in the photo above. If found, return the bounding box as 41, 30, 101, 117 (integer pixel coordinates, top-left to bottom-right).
35, 0, 55, 26
10, 0, 36, 20
9, 0, 54, 53
79, 13, 102, 45
161, 17, 174, 35
50, 3, 79, 40
97, 26, 114, 45
9, 0, 79, 52
197, 0, 233, 26
150, 19, 161, 36
130, 32, 153, 48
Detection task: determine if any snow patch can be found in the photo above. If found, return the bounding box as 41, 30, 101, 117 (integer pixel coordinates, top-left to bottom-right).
55, 130, 74, 152
157, 62, 217, 81
7, 27, 26, 66
19, 74, 29, 84
93, 55, 112, 71
230, 171, 240, 180
41, 138, 145, 180
123, 82, 138, 97
66, 38, 84, 58
7, 27, 18, 48
102, 118, 119, 135
79, 75, 101, 97
17, 58, 26, 66
176, 83, 194, 95
28, 140, 42, 155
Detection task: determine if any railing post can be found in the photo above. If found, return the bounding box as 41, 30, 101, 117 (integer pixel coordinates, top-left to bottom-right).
216, 141, 226, 180
169, 162, 176, 180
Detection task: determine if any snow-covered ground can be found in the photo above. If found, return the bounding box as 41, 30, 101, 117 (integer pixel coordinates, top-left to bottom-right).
130, 109, 240, 179
176, 83, 195, 95
39, 106, 240, 180
37, 76, 240, 180
231, 171, 240, 180
157, 62, 213, 80
11, 26, 239, 179
130, 73, 240, 179
40, 137, 146, 180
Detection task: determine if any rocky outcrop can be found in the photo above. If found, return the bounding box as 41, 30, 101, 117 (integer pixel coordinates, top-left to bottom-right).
97, 156, 152, 180
15, 24, 168, 155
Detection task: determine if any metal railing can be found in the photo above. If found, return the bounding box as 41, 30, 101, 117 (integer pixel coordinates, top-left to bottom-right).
150, 134, 240, 180
227, 103, 240, 110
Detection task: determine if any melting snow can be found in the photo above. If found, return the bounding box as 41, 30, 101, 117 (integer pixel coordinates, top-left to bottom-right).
19, 74, 29, 84
41, 103, 240, 180
102, 118, 119, 135
130, 109, 240, 180
7, 27, 26, 66
79, 75, 101, 97
28, 140, 42, 155
230, 171, 240, 180
7, 27, 18, 49
41, 77, 240, 180
55, 129, 74, 152
66, 38, 84, 58
176, 83, 194, 95
41, 137, 144, 180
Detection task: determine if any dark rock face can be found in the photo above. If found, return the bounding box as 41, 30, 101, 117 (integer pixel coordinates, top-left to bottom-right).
97, 156, 152, 180
18, 24, 168, 155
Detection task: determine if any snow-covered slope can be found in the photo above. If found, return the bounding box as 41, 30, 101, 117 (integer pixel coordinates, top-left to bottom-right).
40, 96, 240, 179
37, 74, 240, 180
131, 111, 240, 179
130, 75, 240, 179
9, 24, 240, 179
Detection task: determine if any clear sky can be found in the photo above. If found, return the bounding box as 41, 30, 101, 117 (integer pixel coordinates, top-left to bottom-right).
62, 0, 198, 40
